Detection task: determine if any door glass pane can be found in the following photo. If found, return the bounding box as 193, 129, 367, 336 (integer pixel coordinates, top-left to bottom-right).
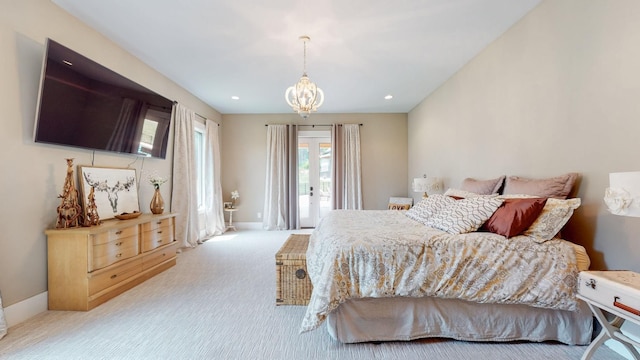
298, 143, 309, 219
319, 142, 332, 218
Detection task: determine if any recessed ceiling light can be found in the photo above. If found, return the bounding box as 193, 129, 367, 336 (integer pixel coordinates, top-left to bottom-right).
63, 60, 73, 66
231, 96, 240, 100
384, 94, 393, 100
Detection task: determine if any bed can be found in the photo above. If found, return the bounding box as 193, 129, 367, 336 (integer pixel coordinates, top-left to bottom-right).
300, 174, 593, 345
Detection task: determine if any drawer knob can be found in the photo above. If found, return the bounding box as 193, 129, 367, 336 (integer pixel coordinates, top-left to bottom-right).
157, 239, 164, 243
156, 221, 162, 224
296, 269, 307, 279
116, 253, 122, 258
115, 242, 123, 246
115, 231, 123, 235
110, 274, 117, 279
157, 230, 163, 234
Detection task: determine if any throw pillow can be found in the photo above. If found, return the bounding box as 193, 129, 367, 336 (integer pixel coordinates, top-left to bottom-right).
523, 198, 581, 242
404, 194, 455, 225
444, 188, 499, 199
482, 198, 548, 238
388, 203, 411, 210
425, 197, 504, 234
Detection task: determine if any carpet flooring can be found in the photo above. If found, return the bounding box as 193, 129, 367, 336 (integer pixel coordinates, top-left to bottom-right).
0, 229, 626, 360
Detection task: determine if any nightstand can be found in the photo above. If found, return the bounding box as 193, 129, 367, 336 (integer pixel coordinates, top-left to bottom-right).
577, 271, 640, 360
224, 208, 238, 231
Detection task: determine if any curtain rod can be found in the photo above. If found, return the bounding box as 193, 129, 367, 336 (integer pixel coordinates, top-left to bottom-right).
264, 124, 364, 126
173, 101, 218, 125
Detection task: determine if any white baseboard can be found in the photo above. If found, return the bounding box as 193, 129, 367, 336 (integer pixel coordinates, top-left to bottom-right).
605, 321, 640, 359
234, 222, 263, 230
4, 292, 48, 328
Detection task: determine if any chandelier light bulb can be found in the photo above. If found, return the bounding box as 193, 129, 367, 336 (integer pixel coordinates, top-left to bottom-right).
285, 35, 324, 118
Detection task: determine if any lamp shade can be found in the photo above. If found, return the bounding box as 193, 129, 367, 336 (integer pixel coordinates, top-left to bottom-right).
412, 177, 442, 198
604, 171, 640, 217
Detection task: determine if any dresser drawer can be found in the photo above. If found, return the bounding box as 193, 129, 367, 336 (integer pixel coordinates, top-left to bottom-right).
91, 225, 138, 246
88, 258, 143, 296
89, 235, 139, 271
143, 242, 178, 270
141, 222, 174, 252
141, 218, 173, 232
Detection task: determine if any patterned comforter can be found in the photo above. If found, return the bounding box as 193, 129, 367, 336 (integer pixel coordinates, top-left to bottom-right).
300, 210, 581, 333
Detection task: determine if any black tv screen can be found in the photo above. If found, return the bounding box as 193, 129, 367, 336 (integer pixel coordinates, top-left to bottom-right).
34, 39, 174, 159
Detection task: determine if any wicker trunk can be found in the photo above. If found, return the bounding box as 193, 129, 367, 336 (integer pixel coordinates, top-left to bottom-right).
275, 234, 313, 305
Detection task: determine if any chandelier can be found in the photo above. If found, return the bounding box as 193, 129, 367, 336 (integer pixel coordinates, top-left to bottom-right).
285, 35, 324, 118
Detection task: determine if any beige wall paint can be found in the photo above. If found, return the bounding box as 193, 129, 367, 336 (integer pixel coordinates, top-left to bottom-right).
408, 0, 640, 271
0, 0, 220, 306
220, 113, 408, 223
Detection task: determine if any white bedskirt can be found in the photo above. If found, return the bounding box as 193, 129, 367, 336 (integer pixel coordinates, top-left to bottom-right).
326, 296, 593, 345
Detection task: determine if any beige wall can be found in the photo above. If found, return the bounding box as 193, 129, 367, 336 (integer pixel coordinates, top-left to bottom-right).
220, 113, 408, 223
0, 0, 220, 306
408, 0, 640, 271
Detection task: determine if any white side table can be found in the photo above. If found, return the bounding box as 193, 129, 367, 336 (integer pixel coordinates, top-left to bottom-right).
224, 208, 238, 231
577, 271, 640, 360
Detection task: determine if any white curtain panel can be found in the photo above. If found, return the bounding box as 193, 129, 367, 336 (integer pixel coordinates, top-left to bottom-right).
332, 124, 363, 210
171, 104, 200, 248
263, 125, 289, 230
203, 120, 225, 236
0, 290, 6, 339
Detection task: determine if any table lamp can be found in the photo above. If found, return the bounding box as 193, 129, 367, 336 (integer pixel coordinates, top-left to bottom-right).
412, 175, 442, 199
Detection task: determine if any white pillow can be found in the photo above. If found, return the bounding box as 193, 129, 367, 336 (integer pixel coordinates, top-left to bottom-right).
444, 188, 498, 198
524, 198, 581, 242
426, 197, 504, 234
405, 194, 455, 225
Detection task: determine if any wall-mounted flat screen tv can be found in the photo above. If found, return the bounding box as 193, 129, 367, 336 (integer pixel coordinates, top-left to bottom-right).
34, 39, 174, 159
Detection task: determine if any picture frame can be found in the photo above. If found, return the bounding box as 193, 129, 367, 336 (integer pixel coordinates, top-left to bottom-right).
78, 166, 139, 220
224, 202, 233, 209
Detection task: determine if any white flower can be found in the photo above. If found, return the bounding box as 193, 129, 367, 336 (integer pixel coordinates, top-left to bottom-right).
231, 190, 240, 200
148, 173, 169, 189
604, 187, 632, 215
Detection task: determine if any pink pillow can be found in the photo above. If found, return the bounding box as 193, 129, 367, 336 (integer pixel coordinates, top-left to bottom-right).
460, 176, 505, 195
482, 198, 548, 238
502, 173, 578, 199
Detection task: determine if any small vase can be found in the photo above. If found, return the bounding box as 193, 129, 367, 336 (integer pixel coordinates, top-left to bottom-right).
150, 188, 164, 214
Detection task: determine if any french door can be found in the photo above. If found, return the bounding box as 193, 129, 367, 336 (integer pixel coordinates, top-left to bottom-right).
298, 133, 332, 228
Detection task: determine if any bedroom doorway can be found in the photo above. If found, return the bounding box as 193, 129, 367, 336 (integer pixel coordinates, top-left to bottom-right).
298, 132, 332, 228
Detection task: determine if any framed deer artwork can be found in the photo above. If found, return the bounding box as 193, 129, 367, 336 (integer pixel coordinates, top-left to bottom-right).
78, 166, 140, 220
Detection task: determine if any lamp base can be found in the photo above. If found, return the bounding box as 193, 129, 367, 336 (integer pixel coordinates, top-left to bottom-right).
423, 192, 428, 199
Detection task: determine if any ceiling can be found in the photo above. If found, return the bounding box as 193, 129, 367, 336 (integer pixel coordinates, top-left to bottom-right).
51, 0, 541, 115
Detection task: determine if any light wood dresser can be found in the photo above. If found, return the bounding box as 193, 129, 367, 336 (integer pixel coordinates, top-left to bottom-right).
46, 213, 178, 311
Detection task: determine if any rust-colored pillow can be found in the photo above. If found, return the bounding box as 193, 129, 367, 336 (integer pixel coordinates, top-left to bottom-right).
482, 198, 547, 238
